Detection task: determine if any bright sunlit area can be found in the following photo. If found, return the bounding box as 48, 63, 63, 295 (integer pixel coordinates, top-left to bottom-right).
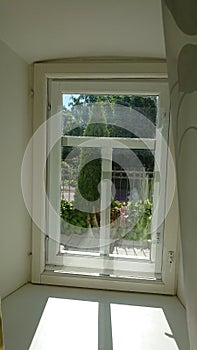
29, 296, 180, 350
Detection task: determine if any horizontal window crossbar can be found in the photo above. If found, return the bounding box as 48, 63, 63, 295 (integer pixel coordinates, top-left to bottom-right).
61, 136, 155, 150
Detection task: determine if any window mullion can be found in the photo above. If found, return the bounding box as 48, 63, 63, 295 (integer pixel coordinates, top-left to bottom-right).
100, 148, 112, 257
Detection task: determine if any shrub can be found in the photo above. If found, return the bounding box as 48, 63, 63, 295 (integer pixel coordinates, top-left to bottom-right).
60, 198, 152, 240
60, 200, 89, 235
124, 199, 152, 240
74, 103, 109, 207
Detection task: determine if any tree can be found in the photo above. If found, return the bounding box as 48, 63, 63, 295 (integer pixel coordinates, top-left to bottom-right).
68, 94, 157, 171
74, 103, 109, 226
69, 94, 157, 127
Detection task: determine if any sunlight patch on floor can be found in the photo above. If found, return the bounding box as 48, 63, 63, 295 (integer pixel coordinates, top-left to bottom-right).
29, 297, 179, 350
111, 304, 179, 350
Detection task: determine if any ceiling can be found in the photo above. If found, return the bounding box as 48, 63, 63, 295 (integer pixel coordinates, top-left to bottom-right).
0, 0, 166, 63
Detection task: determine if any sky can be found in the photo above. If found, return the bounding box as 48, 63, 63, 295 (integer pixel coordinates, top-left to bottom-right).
63, 94, 79, 109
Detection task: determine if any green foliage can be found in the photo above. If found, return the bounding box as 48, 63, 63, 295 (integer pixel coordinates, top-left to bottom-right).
60, 200, 89, 235
131, 96, 157, 125
110, 200, 122, 221
61, 94, 155, 237
68, 94, 157, 127
61, 161, 78, 187
63, 94, 157, 171
124, 199, 152, 240
60, 199, 152, 241
74, 103, 109, 205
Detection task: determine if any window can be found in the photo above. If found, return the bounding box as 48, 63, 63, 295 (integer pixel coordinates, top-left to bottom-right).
29, 60, 177, 294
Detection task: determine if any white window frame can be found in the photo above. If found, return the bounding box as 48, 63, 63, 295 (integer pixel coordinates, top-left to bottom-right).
31, 60, 178, 294
47, 80, 164, 270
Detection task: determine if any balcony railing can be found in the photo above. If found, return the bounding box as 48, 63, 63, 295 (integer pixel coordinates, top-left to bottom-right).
61, 164, 154, 204
60, 164, 153, 258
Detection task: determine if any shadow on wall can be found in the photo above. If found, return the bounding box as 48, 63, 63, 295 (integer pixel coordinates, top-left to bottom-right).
165, 0, 197, 35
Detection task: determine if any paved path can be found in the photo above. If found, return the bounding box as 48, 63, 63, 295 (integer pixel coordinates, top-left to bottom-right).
60, 233, 151, 259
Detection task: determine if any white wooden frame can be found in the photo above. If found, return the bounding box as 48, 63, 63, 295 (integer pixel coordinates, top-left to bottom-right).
32, 59, 178, 294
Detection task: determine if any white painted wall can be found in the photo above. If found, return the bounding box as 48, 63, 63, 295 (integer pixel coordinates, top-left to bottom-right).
0, 40, 32, 298
162, 2, 197, 347
177, 244, 185, 306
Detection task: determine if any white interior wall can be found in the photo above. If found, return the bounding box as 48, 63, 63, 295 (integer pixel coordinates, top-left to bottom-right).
177, 244, 185, 306
162, 2, 197, 346
0, 40, 32, 298
0, 36, 185, 304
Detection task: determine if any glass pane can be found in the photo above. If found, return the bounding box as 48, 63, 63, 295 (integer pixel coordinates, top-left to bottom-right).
110, 148, 154, 260
62, 94, 157, 139
61, 145, 103, 255
46, 92, 166, 280
60, 144, 155, 260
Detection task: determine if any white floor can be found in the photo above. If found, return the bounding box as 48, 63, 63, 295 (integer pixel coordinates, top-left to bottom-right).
2, 283, 189, 350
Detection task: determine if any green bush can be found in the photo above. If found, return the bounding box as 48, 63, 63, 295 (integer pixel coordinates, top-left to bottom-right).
123, 199, 152, 240
60, 200, 89, 235
60, 198, 152, 240
74, 103, 109, 207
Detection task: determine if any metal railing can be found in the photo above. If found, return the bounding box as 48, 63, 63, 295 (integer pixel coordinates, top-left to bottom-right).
61, 161, 154, 203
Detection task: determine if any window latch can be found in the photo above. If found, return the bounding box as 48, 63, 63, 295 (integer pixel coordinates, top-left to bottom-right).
169, 250, 175, 271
